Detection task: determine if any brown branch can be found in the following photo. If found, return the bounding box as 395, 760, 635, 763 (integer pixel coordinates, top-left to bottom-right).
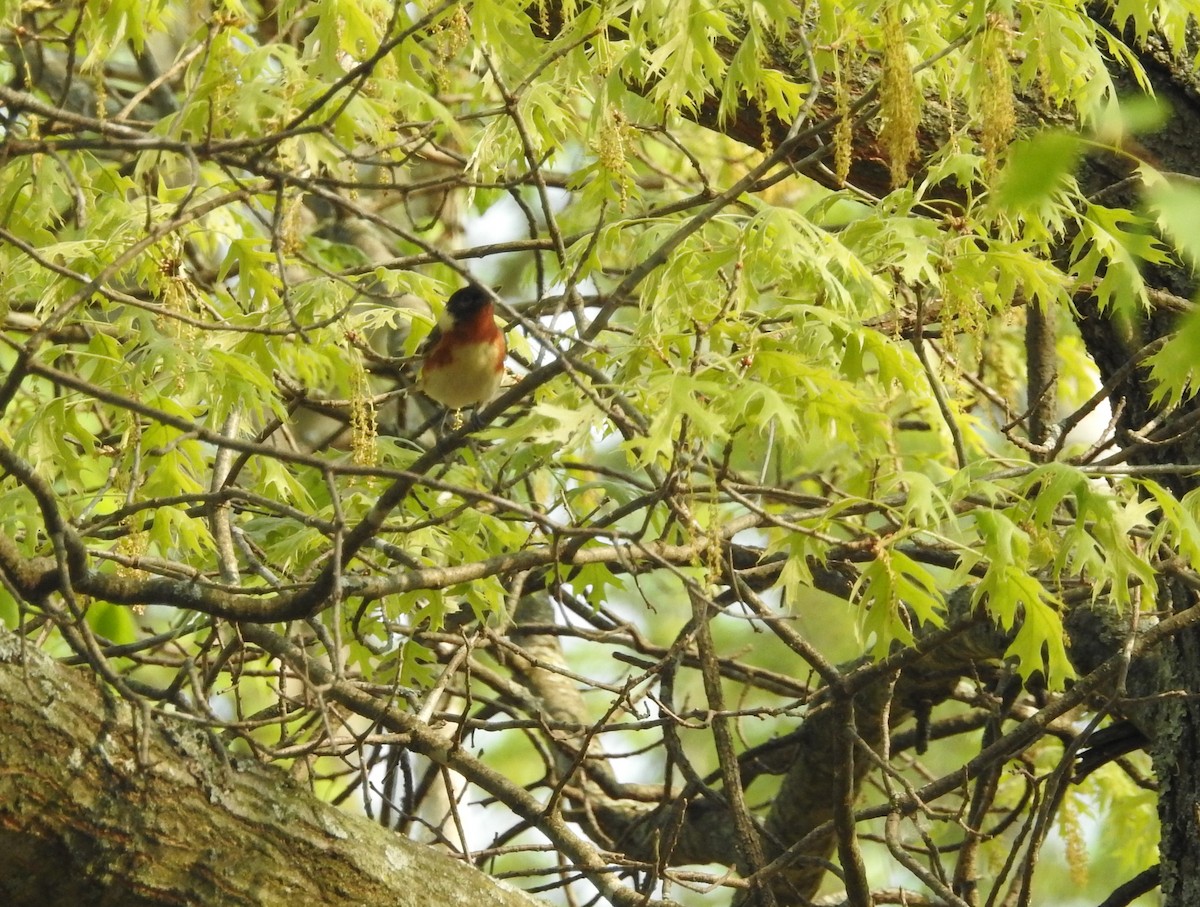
236, 623, 682, 907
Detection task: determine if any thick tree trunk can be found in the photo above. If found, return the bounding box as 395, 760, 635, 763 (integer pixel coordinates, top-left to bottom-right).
1154, 625, 1200, 905
0, 632, 543, 907
1070, 35, 1200, 906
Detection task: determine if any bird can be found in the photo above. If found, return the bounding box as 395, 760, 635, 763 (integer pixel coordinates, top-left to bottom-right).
418, 284, 507, 414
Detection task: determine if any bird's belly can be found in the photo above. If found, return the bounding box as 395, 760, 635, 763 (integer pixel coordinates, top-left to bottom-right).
421, 343, 503, 409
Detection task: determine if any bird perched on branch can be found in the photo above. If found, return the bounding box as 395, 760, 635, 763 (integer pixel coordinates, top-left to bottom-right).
418, 284, 507, 414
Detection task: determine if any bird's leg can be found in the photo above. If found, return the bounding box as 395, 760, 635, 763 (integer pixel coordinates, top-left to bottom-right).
466, 408, 490, 432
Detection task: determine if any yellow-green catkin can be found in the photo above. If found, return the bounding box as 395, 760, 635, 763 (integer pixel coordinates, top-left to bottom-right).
349, 354, 378, 468
595, 107, 631, 208
833, 49, 852, 186
279, 192, 304, 256
980, 15, 1016, 180
114, 423, 148, 613
1058, 789, 1090, 888
432, 5, 471, 90
879, 3, 919, 187
161, 270, 194, 341
151, 237, 195, 341
115, 518, 147, 580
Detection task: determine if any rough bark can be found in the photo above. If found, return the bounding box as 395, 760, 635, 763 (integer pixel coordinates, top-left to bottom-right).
0, 631, 544, 907
1068, 27, 1200, 907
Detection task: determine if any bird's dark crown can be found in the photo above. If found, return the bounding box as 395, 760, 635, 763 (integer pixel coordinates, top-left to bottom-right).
445, 285, 492, 320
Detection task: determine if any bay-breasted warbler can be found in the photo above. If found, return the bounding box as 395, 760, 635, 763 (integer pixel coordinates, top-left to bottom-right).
418, 285, 506, 411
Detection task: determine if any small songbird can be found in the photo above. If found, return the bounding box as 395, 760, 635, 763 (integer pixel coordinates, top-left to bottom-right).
418, 284, 506, 412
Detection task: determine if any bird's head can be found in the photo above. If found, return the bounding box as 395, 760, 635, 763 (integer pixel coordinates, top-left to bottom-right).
444, 285, 492, 322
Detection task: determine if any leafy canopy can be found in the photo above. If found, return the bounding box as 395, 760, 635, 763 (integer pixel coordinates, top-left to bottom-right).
0, 0, 1193, 902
